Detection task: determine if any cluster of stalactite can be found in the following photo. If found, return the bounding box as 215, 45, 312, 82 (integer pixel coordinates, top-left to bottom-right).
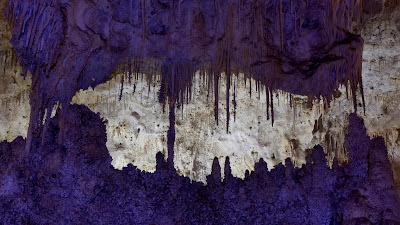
3, 0, 371, 165
112, 59, 293, 165
112, 56, 365, 167
0, 50, 18, 78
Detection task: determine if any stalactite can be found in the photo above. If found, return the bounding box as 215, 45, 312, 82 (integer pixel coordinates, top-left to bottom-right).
119, 72, 124, 101
271, 88, 274, 126
249, 77, 252, 98
214, 71, 219, 126
128, 61, 132, 84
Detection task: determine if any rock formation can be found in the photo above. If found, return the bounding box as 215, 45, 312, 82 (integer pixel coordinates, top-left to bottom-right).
1, 106, 399, 224
1, 0, 400, 223
3, 0, 368, 158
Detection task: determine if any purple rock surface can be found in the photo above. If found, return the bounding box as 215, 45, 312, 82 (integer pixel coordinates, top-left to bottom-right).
3, 0, 368, 150
1, 0, 400, 224
0, 106, 399, 224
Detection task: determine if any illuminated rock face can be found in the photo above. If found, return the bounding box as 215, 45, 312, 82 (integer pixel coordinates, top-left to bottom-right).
69, 5, 400, 189
1, 0, 400, 223
0, 0, 399, 192
1, 0, 368, 175
0, 14, 30, 143
3, 0, 366, 155
71, 73, 349, 183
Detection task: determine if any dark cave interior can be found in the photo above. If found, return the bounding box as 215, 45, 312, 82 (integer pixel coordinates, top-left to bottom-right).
1, 0, 400, 224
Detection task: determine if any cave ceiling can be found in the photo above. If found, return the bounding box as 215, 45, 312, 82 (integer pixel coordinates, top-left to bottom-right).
1, 0, 378, 160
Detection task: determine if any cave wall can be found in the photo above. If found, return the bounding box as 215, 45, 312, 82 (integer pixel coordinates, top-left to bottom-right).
2, 0, 367, 149
69, 2, 400, 193
0, 0, 399, 193
0, 0, 400, 223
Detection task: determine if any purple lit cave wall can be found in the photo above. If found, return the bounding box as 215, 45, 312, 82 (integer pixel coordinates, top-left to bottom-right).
0, 0, 400, 224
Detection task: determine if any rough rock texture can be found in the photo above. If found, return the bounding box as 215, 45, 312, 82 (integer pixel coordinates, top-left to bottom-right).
72, 73, 318, 180
1, 0, 400, 193
4, 0, 366, 100
306, 1, 400, 194
3, 0, 369, 159
1, 1, 400, 222
70, 73, 348, 182
0, 8, 30, 143
69, 1, 400, 193
359, 4, 400, 194
1, 106, 399, 224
